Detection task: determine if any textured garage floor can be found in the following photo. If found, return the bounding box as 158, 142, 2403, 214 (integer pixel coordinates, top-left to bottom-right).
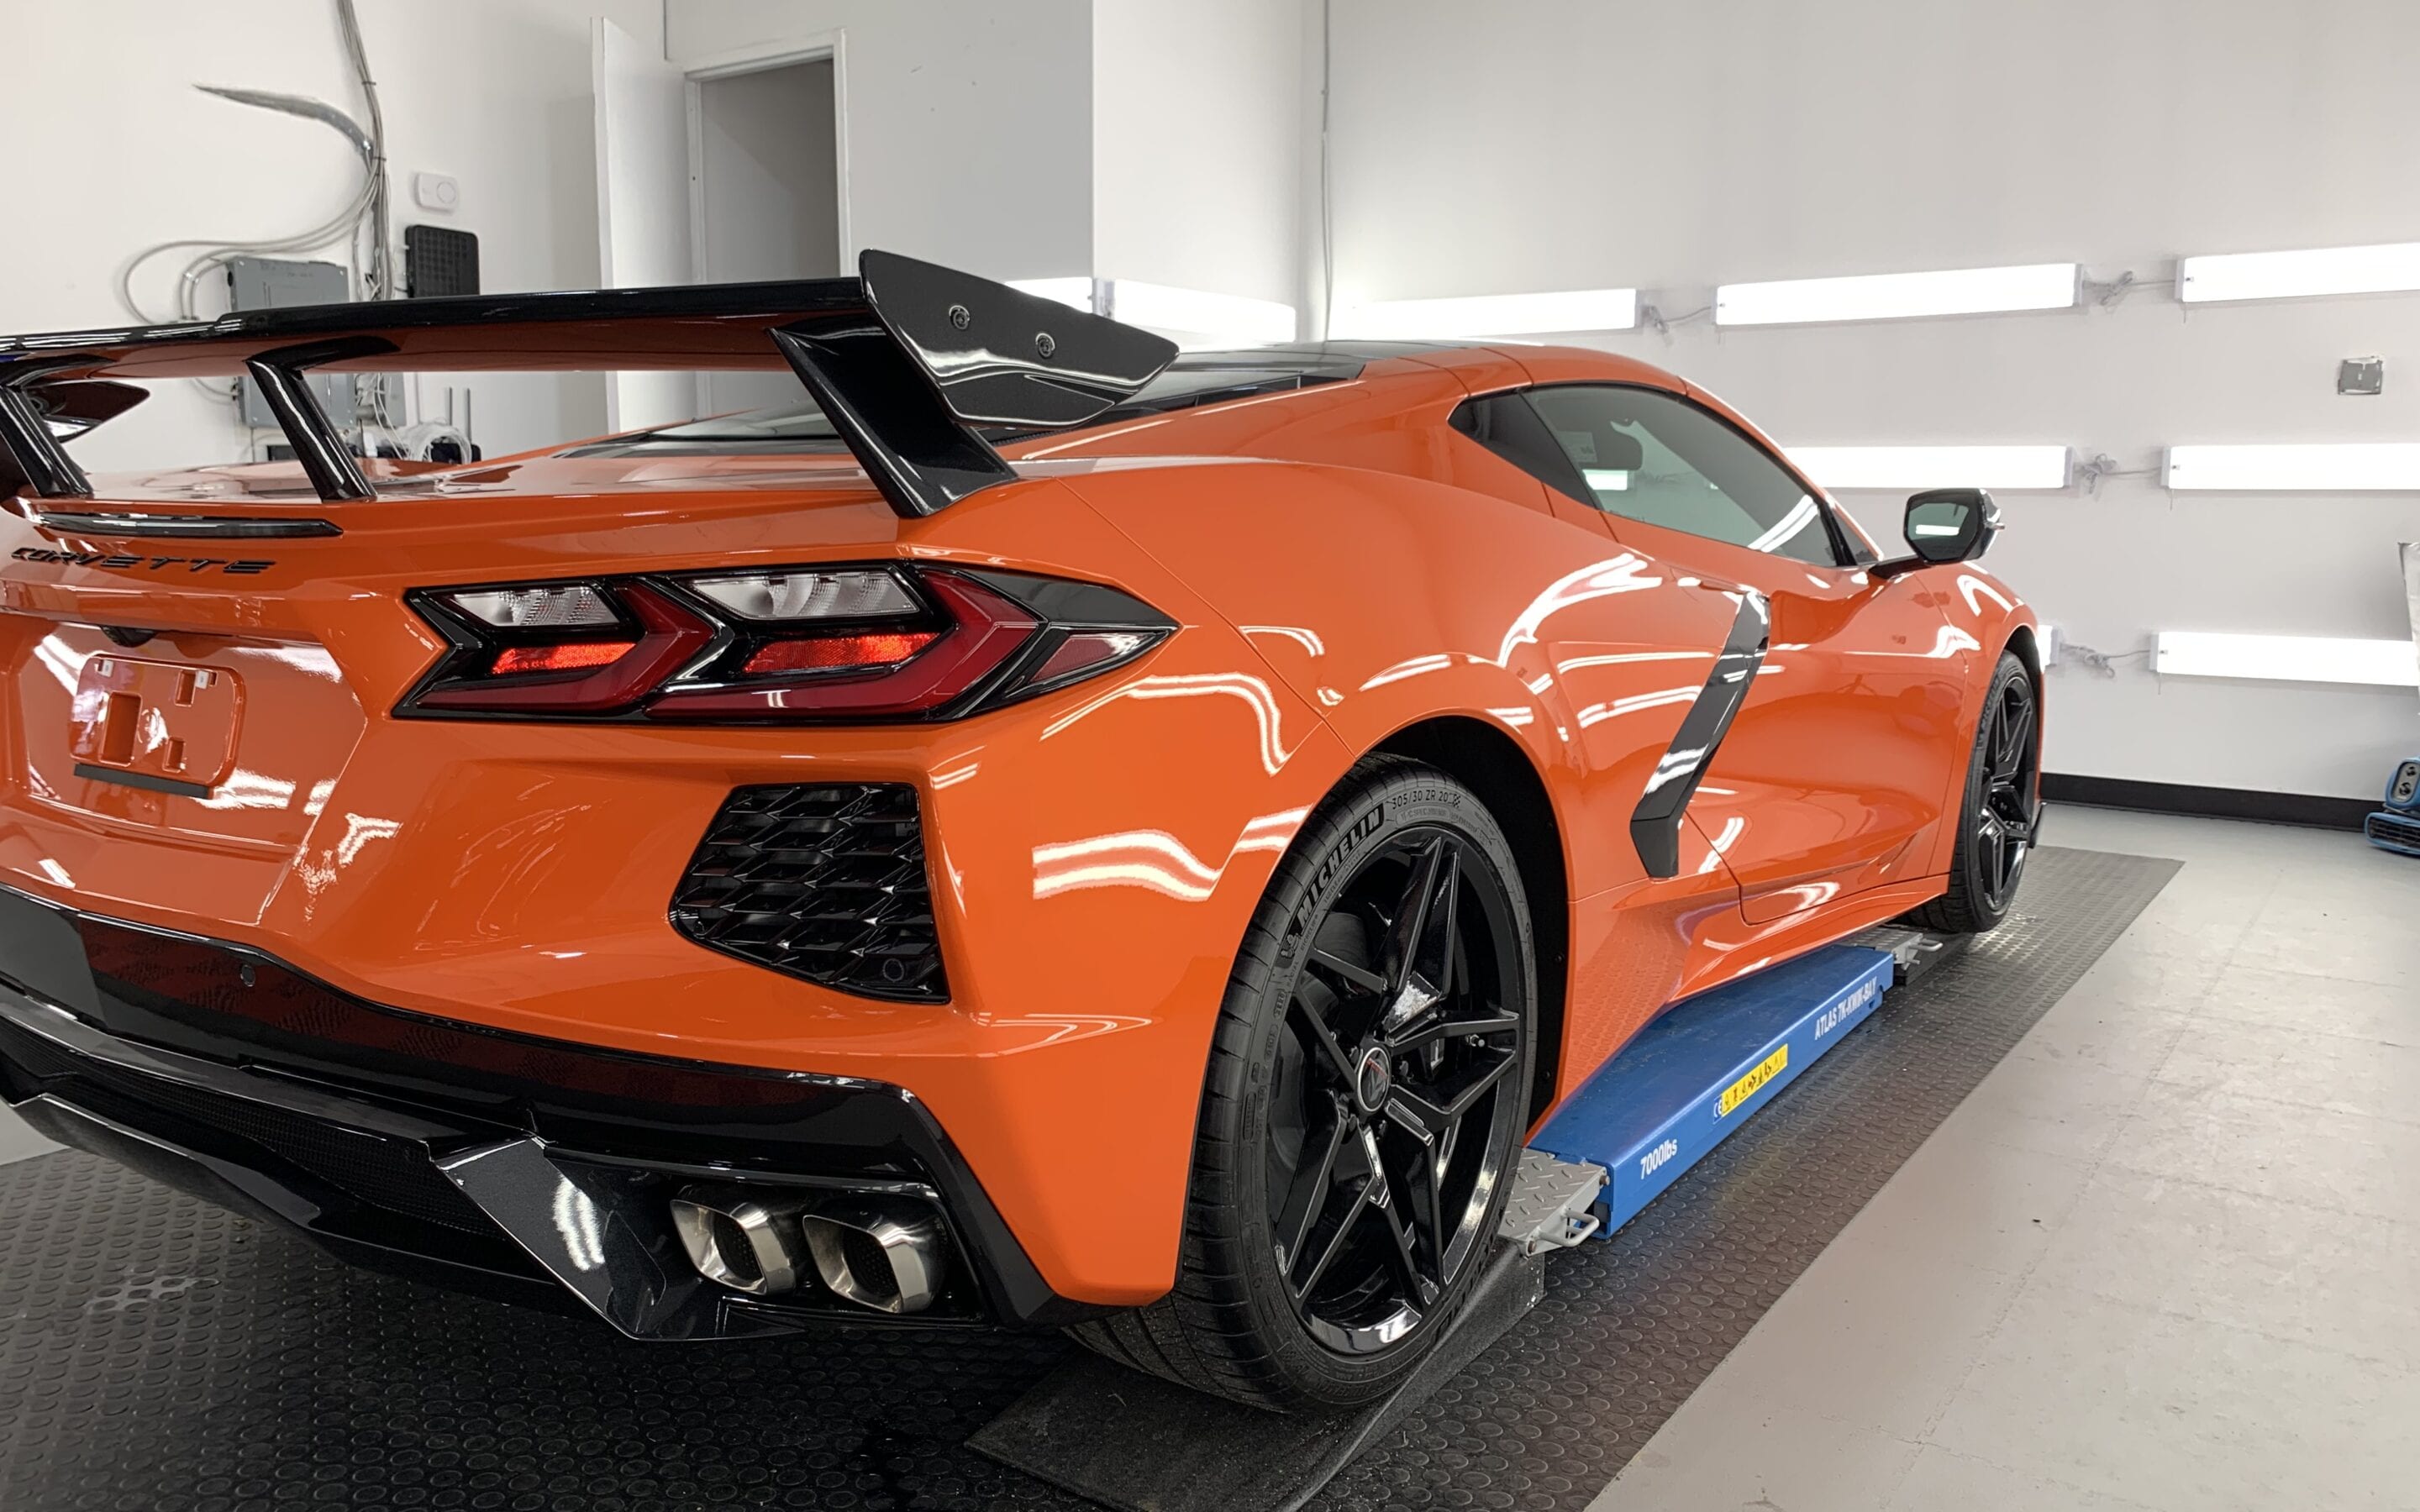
1595, 806, 2420, 1512
0, 807, 2406, 1510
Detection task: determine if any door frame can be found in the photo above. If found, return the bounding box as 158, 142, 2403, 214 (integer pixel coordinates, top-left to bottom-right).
678, 29, 851, 420
681, 30, 854, 273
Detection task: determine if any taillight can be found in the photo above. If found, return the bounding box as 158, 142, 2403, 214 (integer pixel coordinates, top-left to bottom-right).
397, 564, 1174, 722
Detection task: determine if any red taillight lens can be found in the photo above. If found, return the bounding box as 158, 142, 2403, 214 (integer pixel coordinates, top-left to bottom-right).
741, 629, 938, 675
647, 573, 1039, 720
408, 583, 715, 714
399, 565, 1172, 723
492, 641, 636, 676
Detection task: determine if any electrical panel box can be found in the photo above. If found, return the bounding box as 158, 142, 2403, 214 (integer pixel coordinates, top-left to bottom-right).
227, 256, 352, 431
405, 225, 480, 298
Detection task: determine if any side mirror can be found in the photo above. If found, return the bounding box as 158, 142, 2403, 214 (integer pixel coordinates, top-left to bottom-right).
1874, 488, 2001, 577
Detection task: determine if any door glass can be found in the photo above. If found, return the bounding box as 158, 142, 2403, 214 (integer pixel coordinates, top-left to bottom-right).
1523, 386, 1842, 567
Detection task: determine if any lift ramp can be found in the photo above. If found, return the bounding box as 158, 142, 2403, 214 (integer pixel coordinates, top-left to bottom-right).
1530, 944, 1897, 1236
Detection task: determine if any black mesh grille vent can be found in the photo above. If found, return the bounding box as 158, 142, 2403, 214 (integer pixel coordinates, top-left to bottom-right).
670, 784, 948, 1003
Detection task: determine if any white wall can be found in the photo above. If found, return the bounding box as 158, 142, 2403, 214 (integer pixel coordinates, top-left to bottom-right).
667, 0, 1094, 282
1091, 0, 1306, 315
1, 0, 661, 469
1326, 0, 2420, 799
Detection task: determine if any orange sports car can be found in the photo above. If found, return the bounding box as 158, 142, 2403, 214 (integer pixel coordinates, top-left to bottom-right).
0, 252, 2038, 1412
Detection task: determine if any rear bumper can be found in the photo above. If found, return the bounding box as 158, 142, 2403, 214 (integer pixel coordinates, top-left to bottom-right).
0, 883, 1101, 1334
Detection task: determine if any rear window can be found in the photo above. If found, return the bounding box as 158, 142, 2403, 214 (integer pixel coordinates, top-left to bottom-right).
562, 350, 1364, 458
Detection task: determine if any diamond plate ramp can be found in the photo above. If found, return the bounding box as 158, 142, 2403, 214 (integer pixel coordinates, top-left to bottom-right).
0, 846, 2175, 1511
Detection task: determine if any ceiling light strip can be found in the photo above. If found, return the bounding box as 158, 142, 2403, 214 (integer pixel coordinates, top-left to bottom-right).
1786, 445, 2072, 491
1101, 280, 1297, 346
1332, 288, 1639, 339
2163, 444, 2420, 491
2178, 242, 2420, 304
2154, 631, 2418, 688
1716, 263, 2079, 327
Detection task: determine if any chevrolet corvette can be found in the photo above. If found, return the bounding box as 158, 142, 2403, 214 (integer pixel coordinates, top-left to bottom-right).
0, 252, 2039, 1411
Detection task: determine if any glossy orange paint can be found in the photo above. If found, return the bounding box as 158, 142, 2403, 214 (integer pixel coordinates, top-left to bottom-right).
0, 343, 2034, 1305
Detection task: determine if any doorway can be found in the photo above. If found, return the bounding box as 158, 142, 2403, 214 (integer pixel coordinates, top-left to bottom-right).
690, 58, 840, 417
592, 21, 848, 432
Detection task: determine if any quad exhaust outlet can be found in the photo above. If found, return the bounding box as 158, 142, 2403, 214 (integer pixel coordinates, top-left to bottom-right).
671, 1185, 949, 1315
668, 1188, 814, 1296
802, 1198, 950, 1315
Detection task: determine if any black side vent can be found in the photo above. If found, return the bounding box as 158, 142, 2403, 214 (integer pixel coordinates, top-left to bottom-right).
670, 784, 947, 1003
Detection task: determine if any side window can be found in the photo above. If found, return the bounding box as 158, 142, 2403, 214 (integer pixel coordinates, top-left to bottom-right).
1521, 386, 1844, 568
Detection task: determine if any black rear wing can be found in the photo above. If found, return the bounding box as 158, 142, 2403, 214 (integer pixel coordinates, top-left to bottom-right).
0, 249, 1176, 520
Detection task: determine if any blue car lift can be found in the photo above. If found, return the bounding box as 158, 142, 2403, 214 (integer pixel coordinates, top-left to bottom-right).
974, 930, 1951, 1512
1528, 942, 1897, 1234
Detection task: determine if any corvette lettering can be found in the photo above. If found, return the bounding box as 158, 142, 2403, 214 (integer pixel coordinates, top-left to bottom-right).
12, 547, 273, 575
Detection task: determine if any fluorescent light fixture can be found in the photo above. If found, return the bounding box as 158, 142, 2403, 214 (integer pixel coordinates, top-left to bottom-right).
2164, 444, 2420, 491
1102, 280, 1297, 346
2154, 631, 2418, 688
1786, 445, 2071, 491
2178, 242, 2420, 304
1008, 277, 1096, 312
1332, 287, 1638, 339
1716, 263, 2078, 327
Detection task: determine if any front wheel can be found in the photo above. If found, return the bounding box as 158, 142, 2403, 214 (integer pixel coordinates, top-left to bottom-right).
1070, 757, 1535, 1412
1907, 649, 2040, 935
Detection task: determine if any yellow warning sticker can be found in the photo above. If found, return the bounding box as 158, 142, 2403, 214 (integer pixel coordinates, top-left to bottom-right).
1716, 1044, 1789, 1117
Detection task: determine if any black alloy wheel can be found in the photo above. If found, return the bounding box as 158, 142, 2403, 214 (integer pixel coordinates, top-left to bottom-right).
1907, 648, 2040, 935
1973, 668, 2040, 912
1068, 758, 1535, 1411
1267, 826, 1526, 1354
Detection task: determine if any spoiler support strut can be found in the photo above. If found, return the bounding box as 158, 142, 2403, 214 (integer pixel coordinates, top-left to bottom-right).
0, 360, 97, 500
0, 250, 1179, 518
244, 337, 395, 504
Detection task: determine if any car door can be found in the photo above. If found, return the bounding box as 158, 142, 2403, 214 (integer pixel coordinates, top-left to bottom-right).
1510, 383, 1974, 921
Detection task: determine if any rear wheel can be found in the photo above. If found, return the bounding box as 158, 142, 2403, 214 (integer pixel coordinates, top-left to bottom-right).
1907, 649, 2040, 935
1070, 758, 1534, 1412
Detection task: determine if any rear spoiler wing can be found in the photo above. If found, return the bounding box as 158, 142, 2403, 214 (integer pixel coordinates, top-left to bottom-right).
0, 249, 1177, 520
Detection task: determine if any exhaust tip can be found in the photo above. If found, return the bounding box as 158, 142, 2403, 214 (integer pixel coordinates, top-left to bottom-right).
670, 1187, 813, 1296
802, 1199, 950, 1315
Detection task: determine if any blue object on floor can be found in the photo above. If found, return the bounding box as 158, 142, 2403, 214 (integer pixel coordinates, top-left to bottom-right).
2365, 757, 2420, 858
1530, 943, 1897, 1236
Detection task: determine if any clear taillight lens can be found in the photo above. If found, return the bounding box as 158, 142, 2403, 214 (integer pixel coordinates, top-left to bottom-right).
687, 569, 920, 622
446, 584, 618, 628
397, 564, 1174, 723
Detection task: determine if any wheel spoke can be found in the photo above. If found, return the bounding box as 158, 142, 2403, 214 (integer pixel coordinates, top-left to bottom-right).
1417, 839, 1460, 997
1993, 697, 2034, 780
1385, 1085, 1453, 1138
1291, 1174, 1374, 1299
1381, 837, 1451, 998
1307, 946, 1387, 996
1437, 1047, 1518, 1121
1286, 995, 1359, 1083
1389, 1007, 1519, 1056
1275, 1105, 1353, 1278
1376, 1193, 1437, 1306
1384, 1048, 1516, 1143
1423, 1118, 1459, 1284
1975, 814, 2006, 901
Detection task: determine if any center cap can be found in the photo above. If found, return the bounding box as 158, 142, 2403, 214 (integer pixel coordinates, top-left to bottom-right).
1354, 1044, 1392, 1115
